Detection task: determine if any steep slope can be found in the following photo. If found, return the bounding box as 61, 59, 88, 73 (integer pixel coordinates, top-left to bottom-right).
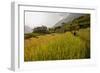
54, 13, 84, 27
53, 14, 90, 33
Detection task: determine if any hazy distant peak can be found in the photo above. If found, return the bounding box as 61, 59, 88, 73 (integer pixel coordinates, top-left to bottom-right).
24, 25, 33, 33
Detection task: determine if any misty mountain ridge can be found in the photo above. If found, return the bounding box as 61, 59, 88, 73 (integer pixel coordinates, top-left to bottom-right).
25, 13, 86, 33
54, 13, 85, 27
25, 25, 33, 33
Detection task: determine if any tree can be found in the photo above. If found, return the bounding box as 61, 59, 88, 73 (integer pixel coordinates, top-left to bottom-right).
33, 25, 49, 33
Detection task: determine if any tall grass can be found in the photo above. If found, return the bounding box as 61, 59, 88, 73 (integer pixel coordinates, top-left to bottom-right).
24, 28, 90, 61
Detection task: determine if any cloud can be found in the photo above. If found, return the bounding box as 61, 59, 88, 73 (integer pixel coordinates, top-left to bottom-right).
25, 12, 69, 28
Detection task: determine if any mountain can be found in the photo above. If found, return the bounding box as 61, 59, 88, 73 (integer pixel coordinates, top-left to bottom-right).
24, 25, 33, 33
54, 13, 85, 27
52, 14, 90, 33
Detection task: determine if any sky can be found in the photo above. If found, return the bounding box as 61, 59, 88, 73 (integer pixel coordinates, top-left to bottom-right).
25, 11, 70, 29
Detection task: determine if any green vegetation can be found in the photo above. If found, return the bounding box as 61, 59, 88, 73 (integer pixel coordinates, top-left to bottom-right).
53, 14, 90, 33
24, 14, 90, 61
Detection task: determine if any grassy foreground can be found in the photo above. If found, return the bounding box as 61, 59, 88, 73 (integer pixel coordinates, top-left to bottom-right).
24, 28, 90, 61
